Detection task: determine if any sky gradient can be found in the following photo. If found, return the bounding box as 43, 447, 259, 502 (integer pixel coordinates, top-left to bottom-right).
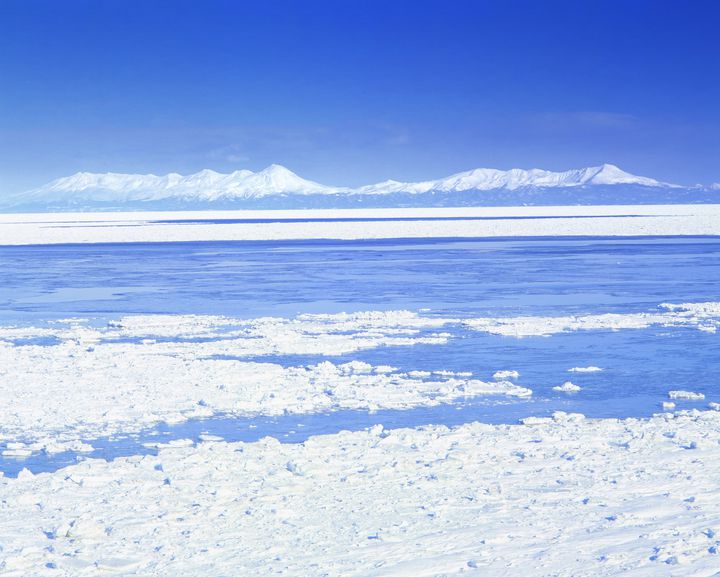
1, 0, 719, 194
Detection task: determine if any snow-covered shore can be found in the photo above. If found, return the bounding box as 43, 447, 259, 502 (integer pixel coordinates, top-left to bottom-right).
3, 410, 720, 576
0, 205, 719, 245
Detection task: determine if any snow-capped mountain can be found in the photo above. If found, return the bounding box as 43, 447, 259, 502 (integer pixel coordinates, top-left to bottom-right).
16, 164, 341, 204
3, 163, 714, 211
355, 164, 670, 195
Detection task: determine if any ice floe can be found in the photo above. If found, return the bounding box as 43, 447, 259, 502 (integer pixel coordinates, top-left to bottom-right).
463, 301, 720, 337
568, 365, 603, 372
669, 390, 706, 401
1, 302, 718, 452
553, 381, 582, 393
493, 369, 520, 380
0, 314, 531, 453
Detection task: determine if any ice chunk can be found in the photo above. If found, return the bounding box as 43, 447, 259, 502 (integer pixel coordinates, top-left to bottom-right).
493, 370, 520, 380
520, 416, 553, 425
668, 390, 705, 401
553, 381, 581, 393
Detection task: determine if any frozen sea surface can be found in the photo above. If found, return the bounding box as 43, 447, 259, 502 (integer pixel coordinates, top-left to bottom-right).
2, 229, 720, 576
1, 236, 719, 475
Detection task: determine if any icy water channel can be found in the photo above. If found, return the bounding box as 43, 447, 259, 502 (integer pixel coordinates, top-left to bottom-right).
1, 236, 718, 475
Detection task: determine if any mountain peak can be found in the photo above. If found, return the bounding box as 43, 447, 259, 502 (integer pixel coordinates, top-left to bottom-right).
195, 168, 221, 177
588, 163, 662, 186
261, 163, 295, 174
239, 164, 335, 195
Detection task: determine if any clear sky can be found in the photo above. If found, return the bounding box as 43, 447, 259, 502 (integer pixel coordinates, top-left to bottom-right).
1, 0, 719, 194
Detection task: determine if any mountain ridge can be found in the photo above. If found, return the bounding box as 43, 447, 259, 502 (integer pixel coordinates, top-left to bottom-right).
4, 163, 716, 211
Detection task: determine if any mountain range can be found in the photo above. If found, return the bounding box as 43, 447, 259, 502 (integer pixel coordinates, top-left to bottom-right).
3, 164, 717, 211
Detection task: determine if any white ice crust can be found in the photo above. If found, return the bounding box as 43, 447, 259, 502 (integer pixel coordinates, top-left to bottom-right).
1, 205, 720, 245
463, 301, 720, 337
2, 411, 720, 575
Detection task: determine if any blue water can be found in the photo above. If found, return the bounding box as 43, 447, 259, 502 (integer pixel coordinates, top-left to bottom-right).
1, 236, 718, 475
2, 237, 719, 323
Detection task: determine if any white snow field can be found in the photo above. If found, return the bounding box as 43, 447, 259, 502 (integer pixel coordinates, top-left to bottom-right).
2, 411, 720, 576
1, 302, 719, 455
0, 204, 719, 245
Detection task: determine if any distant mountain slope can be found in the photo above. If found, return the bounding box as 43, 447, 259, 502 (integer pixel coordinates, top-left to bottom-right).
355, 164, 670, 194
3, 164, 717, 211
13, 165, 342, 204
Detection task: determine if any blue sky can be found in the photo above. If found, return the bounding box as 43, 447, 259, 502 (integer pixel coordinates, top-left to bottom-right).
1, 0, 719, 193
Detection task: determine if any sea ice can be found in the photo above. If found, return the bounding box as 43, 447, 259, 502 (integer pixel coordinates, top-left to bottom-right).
493, 369, 520, 379
2, 411, 719, 576
1, 205, 720, 245
553, 381, 581, 393
669, 390, 706, 401
1, 303, 717, 453
464, 301, 720, 337
0, 316, 531, 453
